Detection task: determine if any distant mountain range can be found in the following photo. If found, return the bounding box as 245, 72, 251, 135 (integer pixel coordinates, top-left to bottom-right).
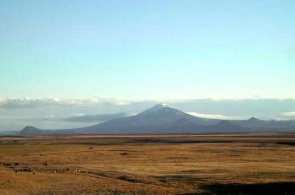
18, 104, 295, 135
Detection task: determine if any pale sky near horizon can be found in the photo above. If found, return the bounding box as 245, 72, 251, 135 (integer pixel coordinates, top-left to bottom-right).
1, 0, 294, 100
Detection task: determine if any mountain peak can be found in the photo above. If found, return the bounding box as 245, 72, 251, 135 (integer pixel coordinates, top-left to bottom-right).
22, 126, 39, 131
152, 103, 171, 109
138, 103, 185, 117
248, 117, 260, 121
144, 103, 179, 113
19, 126, 43, 135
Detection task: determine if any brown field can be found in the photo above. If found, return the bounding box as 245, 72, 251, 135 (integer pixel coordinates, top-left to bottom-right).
1, 133, 295, 195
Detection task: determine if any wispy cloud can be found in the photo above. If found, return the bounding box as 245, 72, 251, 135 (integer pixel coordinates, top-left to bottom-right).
0, 97, 62, 109
186, 112, 242, 120
46, 112, 134, 123
0, 97, 134, 109
199, 97, 295, 102
1, 97, 294, 109
280, 111, 295, 120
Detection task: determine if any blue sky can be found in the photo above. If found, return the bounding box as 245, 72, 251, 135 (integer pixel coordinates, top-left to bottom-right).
0, 1, 295, 131
1, 0, 294, 100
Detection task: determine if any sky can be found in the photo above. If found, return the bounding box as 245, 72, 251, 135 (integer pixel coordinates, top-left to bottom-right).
0, 1, 295, 131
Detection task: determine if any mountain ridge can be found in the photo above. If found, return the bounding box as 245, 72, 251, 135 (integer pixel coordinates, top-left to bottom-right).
18, 104, 295, 135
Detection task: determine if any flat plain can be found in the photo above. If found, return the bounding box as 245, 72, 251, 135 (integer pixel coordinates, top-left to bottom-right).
1, 134, 295, 195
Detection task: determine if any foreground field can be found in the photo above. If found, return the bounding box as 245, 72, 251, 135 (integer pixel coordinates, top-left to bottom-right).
1, 134, 295, 194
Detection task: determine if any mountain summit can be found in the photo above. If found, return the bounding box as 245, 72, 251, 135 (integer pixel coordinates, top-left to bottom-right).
138, 103, 185, 118
152, 103, 171, 108
139, 103, 172, 113
148, 103, 172, 110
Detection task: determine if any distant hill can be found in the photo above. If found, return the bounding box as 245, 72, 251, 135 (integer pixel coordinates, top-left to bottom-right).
19, 126, 45, 135
19, 126, 80, 135
17, 104, 295, 135
232, 117, 295, 131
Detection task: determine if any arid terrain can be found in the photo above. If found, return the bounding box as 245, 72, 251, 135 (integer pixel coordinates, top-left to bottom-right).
1, 134, 295, 195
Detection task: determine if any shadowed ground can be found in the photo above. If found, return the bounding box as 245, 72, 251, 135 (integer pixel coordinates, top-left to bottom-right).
199, 182, 295, 195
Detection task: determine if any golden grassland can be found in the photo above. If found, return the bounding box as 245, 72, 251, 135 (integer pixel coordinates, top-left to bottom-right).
1, 134, 295, 194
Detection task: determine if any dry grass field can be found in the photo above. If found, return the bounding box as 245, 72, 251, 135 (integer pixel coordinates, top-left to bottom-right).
1, 134, 295, 194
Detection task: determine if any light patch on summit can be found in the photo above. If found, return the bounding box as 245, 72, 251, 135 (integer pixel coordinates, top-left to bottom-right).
151, 103, 172, 110
161, 103, 171, 108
